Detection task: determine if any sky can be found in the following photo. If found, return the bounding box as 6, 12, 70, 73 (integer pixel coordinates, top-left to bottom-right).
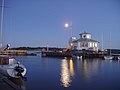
0, 0, 120, 49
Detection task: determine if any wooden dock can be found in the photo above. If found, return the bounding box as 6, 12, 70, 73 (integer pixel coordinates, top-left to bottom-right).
0, 73, 23, 90
0, 50, 36, 56
0, 50, 27, 55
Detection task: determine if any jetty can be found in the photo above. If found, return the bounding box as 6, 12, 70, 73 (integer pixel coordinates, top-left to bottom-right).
0, 50, 36, 56
41, 50, 106, 59
0, 73, 23, 90
0, 50, 27, 55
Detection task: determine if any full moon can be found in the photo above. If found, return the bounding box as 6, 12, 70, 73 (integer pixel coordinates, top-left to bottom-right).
65, 23, 69, 28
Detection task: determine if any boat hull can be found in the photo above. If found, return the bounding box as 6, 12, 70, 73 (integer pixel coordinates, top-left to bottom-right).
118, 57, 120, 60
0, 63, 26, 78
104, 56, 114, 60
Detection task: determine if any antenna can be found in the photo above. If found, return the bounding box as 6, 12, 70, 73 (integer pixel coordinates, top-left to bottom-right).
0, 0, 5, 48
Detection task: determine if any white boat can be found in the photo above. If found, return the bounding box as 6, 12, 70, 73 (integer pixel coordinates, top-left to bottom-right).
0, 55, 26, 78
72, 55, 82, 60
104, 55, 114, 60
117, 56, 120, 60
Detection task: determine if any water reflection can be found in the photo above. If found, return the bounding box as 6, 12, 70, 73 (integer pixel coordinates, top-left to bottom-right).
60, 57, 104, 87
69, 58, 75, 77
60, 59, 71, 87
80, 59, 100, 80
60, 58, 75, 87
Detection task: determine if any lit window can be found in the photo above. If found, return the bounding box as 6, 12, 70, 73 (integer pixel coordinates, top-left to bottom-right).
87, 35, 89, 38
92, 43, 94, 47
95, 43, 97, 47
89, 43, 92, 47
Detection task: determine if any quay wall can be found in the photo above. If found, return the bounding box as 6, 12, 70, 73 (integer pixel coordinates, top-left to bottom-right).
0, 50, 27, 56
41, 51, 105, 58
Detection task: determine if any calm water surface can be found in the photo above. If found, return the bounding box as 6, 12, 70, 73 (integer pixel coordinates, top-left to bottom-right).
15, 56, 120, 90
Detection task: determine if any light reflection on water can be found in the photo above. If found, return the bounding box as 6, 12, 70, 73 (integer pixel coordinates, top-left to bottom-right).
69, 59, 75, 77
60, 59, 71, 87
80, 59, 99, 80
60, 58, 120, 88
60, 58, 101, 87
60, 58, 75, 87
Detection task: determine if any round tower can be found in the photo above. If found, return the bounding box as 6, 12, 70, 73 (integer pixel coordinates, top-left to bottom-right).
79, 32, 92, 39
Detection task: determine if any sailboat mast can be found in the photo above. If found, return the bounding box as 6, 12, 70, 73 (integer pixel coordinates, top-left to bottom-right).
0, 0, 5, 48
101, 33, 104, 51
109, 32, 111, 55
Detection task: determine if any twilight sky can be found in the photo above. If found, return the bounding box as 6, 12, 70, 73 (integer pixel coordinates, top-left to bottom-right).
0, 0, 120, 49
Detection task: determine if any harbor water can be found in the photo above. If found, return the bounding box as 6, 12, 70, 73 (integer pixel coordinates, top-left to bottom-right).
14, 56, 120, 90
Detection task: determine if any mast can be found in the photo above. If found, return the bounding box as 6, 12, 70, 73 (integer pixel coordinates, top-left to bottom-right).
101, 33, 104, 51
0, 0, 5, 48
109, 32, 111, 56
69, 21, 72, 37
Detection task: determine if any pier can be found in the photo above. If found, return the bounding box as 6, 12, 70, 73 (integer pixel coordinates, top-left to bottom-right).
0, 73, 23, 90
0, 50, 36, 56
41, 50, 106, 59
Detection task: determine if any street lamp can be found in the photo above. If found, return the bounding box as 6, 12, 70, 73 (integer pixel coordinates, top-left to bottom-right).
64, 22, 72, 37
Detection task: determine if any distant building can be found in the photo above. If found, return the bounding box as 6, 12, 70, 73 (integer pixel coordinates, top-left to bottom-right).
69, 32, 99, 51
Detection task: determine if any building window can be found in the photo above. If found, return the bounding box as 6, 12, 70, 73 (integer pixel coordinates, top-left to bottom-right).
95, 43, 97, 47
80, 43, 83, 47
83, 35, 86, 38
92, 43, 94, 47
86, 35, 90, 39
85, 43, 88, 47
89, 42, 92, 47
80, 42, 88, 47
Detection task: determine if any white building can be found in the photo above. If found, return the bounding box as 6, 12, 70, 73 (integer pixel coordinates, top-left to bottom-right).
69, 32, 99, 51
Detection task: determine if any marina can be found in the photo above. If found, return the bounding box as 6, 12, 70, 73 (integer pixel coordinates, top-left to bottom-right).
0, 0, 120, 90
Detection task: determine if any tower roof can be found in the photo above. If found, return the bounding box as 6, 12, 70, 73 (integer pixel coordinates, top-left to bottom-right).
79, 32, 91, 35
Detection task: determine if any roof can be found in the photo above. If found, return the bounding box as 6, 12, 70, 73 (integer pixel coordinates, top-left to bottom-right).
79, 32, 91, 35
77, 38, 99, 42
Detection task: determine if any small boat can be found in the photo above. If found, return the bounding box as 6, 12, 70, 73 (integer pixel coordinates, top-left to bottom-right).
77, 56, 82, 59
0, 55, 26, 78
104, 55, 114, 60
117, 56, 120, 60
72, 55, 82, 60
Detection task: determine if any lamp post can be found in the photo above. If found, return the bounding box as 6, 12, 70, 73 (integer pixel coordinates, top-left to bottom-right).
64, 22, 73, 51
64, 22, 72, 38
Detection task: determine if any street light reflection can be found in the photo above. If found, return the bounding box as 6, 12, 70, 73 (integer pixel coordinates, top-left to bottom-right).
60, 59, 71, 87
69, 59, 74, 77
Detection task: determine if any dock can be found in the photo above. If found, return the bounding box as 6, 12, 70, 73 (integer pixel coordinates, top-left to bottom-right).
0, 73, 23, 90
41, 51, 72, 57
41, 50, 106, 58
0, 50, 36, 56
